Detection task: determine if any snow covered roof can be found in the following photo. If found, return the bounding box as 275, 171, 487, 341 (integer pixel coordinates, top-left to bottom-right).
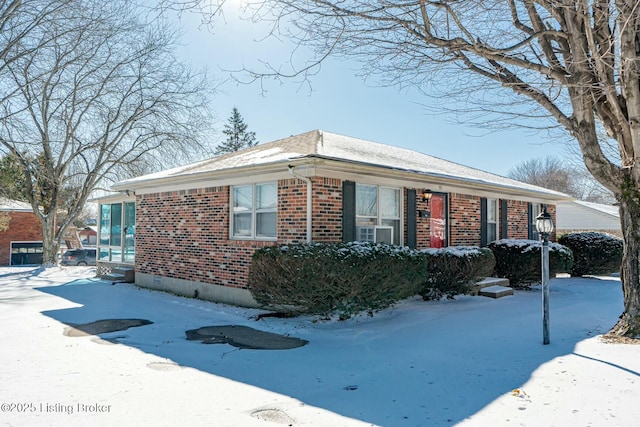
113, 130, 571, 199
572, 200, 619, 217
556, 200, 620, 231
0, 197, 32, 212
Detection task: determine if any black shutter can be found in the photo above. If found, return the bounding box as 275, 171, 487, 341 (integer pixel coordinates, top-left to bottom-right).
527, 202, 533, 239
342, 180, 356, 242
406, 189, 417, 249
480, 197, 488, 247
501, 199, 508, 239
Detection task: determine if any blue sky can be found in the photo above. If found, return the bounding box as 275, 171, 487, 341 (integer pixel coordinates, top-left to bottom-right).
174, 5, 572, 177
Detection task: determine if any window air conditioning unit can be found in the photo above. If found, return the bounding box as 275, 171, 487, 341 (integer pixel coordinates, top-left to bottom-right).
356, 225, 393, 244
374, 226, 393, 245
356, 226, 375, 243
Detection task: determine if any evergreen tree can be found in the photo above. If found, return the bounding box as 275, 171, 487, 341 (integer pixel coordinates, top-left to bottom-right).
215, 107, 258, 155
0, 153, 29, 202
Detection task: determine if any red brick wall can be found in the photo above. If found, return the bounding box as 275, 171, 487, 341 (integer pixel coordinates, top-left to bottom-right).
0, 211, 42, 265
415, 194, 431, 248
506, 200, 530, 239
311, 177, 342, 242
449, 193, 482, 246
135, 178, 344, 290
278, 178, 308, 243
134, 180, 556, 291
546, 204, 558, 242
413, 193, 550, 248
135, 186, 273, 289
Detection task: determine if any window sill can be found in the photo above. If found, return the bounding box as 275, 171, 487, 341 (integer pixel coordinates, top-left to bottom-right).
231, 237, 277, 242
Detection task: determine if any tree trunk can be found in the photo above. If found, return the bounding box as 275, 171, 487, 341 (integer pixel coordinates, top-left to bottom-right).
608, 191, 640, 337
40, 215, 60, 266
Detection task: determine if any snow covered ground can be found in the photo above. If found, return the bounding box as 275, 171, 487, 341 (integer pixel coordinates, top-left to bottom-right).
0, 266, 638, 427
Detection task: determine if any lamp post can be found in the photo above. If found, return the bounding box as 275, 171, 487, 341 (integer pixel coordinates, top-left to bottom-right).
535, 206, 554, 345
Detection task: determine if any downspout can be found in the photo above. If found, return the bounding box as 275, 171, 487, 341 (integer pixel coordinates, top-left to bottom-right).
288, 165, 313, 243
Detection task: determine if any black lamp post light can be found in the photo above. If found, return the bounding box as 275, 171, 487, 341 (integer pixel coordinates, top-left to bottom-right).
535, 205, 554, 345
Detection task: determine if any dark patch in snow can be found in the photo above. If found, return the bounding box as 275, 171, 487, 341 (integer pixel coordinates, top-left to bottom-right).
186, 325, 308, 350
63, 319, 153, 337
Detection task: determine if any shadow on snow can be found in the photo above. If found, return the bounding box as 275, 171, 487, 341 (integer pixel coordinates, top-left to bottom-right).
36, 274, 623, 427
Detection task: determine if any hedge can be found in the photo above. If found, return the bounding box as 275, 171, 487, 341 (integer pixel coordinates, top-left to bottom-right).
558, 232, 623, 276
488, 239, 573, 288
419, 246, 495, 300
247, 242, 426, 319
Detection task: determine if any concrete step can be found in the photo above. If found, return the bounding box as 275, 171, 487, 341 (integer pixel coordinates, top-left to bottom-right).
476, 277, 510, 287
468, 277, 513, 298
478, 285, 514, 299
103, 267, 135, 284
103, 273, 126, 282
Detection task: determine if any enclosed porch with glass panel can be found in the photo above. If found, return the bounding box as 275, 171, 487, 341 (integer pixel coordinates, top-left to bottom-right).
96, 198, 135, 274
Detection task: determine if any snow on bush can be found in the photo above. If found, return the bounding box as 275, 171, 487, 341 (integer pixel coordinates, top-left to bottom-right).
248, 242, 426, 319
488, 239, 573, 288
419, 246, 495, 300
558, 232, 622, 276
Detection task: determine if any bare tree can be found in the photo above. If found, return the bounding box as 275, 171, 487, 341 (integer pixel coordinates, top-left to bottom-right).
508, 157, 577, 195
180, 0, 640, 337
508, 156, 615, 203
0, 0, 214, 265
571, 169, 617, 205
1, 1, 71, 73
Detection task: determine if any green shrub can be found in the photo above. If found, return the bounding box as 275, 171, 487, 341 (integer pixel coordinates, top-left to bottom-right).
488, 239, 573, 288
247, 242, 426, 319
558, 232, 623, 276
419, 246, 496, 300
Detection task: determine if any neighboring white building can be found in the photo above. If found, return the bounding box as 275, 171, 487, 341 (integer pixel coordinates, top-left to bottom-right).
556, 200, 621, 237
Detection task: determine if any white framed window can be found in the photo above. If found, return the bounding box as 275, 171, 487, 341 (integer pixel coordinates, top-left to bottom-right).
487, 198, 498, 243
529, 202, 542, 240
355, 184, 401, 244
99, 201, 135, 263
231, 182, 277, 239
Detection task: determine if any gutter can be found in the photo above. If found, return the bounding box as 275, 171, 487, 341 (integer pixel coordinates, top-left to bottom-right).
288, 165, 313, 243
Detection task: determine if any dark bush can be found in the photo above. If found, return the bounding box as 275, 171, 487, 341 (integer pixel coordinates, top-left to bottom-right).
558, 232, 623, 276
488, 239, 573, 288
248, 242, 426, 319
419, 246, 496, 300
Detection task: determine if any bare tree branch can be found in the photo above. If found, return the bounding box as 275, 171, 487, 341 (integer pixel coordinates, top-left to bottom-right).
174, 0, 640, 336
0, 0, 215, 264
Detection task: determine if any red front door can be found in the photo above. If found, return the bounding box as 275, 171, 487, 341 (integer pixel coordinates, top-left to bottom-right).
430, 194, 447, 248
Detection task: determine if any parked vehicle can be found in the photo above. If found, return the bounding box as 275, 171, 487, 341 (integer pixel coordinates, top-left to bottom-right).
60, 248, 97, 266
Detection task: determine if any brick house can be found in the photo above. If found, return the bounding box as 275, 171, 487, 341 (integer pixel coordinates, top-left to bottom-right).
97, 130, 572, 307
0, 198, 43, 266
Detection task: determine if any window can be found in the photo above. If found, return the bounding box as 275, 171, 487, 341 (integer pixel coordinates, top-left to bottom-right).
487, 198, 498, 243
355, 184, 401, 244
100, 204, 110, 247
110, 203, 122, 247
99, 202, 135, 263
124, 202, 136, 262
481, 197, 500, 246
232, 183, 277, 239
528, 203, 542, 240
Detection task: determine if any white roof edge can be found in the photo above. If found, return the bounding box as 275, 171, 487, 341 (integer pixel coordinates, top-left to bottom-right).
111, 155, 310, 191
109, 129, 574, 202
305, 153, 573, 200
563, 200, 619, 216
0, 197, 33, 211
